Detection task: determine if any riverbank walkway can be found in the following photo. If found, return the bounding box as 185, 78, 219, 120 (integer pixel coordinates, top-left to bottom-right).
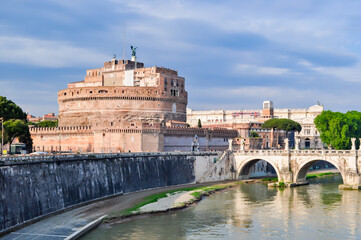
0, 182, 219, 240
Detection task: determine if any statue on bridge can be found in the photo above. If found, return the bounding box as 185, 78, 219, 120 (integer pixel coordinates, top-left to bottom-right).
284, 138, 289, 150
228, 139, 233, 151
295, 138, 300, 150
351, 138, 356, 150
240, 138, 245, 151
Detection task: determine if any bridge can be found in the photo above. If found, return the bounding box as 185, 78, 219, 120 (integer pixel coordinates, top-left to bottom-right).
233, 148, 361, 189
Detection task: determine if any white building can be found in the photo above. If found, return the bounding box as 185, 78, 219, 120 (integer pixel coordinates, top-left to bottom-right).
187, 101, 324, 149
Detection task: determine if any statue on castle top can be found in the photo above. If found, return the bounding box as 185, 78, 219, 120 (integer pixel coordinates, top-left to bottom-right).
130, 46, 137, 57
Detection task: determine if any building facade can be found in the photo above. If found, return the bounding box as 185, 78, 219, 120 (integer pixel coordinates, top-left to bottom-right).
31, 57, 237, 153
187, 101, 324, 149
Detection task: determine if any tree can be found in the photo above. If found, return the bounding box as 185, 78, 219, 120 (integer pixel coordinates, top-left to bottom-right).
198, 119, 202, 128
262, 118, 302, 134
38, 120, 58, 127
250, 131, 259, 138
314, 110, 361, 150
0, 96, 26, 121
0, 96, 32, 152
3, 119, 30, 143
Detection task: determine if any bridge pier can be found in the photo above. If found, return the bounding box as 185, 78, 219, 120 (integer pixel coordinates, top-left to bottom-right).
339, 171, 361, 190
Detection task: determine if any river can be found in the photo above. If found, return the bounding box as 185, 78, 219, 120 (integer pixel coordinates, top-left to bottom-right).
82, 175, 361, 239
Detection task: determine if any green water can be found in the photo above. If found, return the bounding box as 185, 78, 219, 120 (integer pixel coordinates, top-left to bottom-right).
82, 175, 361, 239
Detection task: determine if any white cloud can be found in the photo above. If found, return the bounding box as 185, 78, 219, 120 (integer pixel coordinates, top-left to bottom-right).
0, 36, 108, 68
235, 64, 291, 76
188, 85, 358, 112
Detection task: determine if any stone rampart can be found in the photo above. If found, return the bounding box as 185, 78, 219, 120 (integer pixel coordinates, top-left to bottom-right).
0, 152, 218, 234
58, 87, 187, 103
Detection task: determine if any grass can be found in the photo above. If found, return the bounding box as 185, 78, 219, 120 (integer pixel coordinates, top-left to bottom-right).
306, 172, 336, 179
107, 181, 244, 219
115, 187, 200, 217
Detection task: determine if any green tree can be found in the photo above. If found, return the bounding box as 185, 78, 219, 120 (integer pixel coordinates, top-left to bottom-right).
38, 120, 58, 127
0, 96, 32, 152
262, 118, 302, 134
3, 119, 30, 143
250, 131, 259, 138
198, 119, 202, 128
314, 110, 361, 150
0, 96, 26, 121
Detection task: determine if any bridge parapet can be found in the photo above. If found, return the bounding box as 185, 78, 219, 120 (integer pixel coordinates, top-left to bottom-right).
236, 150, 286, 155
237, 149, 356, 156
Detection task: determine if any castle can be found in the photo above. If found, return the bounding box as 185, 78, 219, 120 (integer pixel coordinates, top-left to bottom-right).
30, 55, 237, 153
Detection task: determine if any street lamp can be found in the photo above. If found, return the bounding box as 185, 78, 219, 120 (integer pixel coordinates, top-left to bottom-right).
0, 117, 3, 156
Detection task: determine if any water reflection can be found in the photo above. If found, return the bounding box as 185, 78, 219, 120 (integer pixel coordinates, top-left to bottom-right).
82, 177, 361, 240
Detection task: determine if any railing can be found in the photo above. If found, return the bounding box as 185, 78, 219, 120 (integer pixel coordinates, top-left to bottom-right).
236, 149, 355, 155
0, 151, 221, 164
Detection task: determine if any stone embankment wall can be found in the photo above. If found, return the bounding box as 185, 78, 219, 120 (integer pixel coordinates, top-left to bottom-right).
196, 150, 236, 183
0, 152, 218, 234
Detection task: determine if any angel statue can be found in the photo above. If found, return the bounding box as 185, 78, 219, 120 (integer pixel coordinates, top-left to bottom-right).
130, 46, 137, 57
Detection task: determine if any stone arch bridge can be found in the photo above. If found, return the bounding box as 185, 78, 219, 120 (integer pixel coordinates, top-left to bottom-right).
233, 149, 361, 189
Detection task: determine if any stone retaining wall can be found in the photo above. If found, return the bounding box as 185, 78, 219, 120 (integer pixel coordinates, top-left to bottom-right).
0, 152, 218, 233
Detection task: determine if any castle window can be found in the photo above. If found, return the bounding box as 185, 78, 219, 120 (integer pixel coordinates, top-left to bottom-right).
176, 80, 179, 87
171, 79, 173, 86
181, 83, 183, 88
89, 91, 93, 94
88, 72, 91, 76
98, 90, 108, 93
64, 93, 66, 96
111, 122, 113, 126
164, 78, 167, 85
122, 90, 124, 93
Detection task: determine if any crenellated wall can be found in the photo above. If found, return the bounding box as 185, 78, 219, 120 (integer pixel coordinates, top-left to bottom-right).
30, 125, 238, 153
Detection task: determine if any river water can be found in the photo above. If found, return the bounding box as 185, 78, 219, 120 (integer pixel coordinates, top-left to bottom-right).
82, 175, 361, 240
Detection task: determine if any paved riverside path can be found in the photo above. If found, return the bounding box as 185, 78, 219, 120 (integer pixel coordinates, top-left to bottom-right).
0, 182, 221, 240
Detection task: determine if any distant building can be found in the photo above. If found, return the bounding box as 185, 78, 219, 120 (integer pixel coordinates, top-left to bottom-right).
30, 56, 236, 153
27, 114, 40, 123
187, 101, 324, 149
42, 113, 58, 122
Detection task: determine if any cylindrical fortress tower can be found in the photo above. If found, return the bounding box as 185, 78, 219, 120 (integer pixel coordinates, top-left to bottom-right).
57, 58, 188, 127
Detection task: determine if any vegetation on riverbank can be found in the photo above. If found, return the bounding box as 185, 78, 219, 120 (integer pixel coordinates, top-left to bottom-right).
261, 177, 278, 182
105, 181, 244, 221
306, 172, 336, 179
261, 172, 338, 182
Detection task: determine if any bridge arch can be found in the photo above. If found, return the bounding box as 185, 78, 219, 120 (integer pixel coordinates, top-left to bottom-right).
294, 158, 344, 184
237, 157, 281, 181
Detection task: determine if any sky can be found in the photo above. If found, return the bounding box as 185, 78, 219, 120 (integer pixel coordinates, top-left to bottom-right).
1, 0, 361, 116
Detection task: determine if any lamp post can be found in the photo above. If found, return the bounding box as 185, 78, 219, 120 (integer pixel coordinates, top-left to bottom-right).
0, 117, 3, 156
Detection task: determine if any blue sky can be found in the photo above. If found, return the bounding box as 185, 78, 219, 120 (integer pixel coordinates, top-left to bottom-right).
1, 0, 361, 116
